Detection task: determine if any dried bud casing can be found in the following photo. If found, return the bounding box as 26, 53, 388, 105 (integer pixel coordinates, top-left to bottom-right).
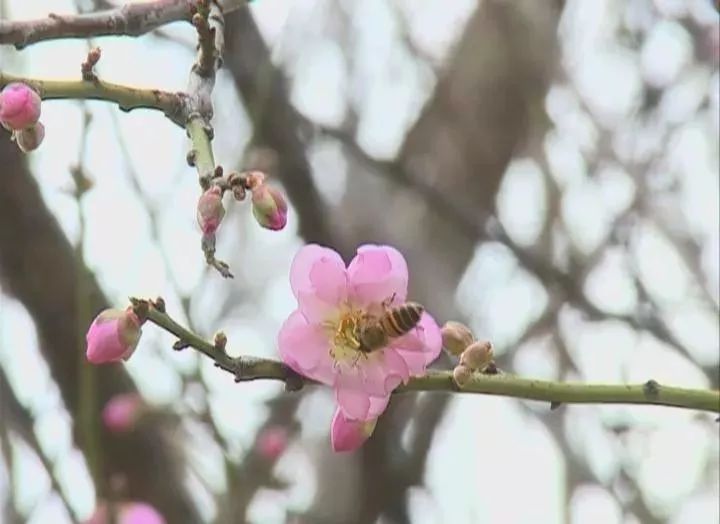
452, 364, 473, 387
251, 183, 288, 231
214, 331, 228, 351
14, 122, 45, 153
0, 83, 41, 131
459, 340, 494, 371
441, 321, 474, 356
244, 170, 266, 190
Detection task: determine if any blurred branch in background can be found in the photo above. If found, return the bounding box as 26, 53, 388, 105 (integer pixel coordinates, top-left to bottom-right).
0, 135, 201, 523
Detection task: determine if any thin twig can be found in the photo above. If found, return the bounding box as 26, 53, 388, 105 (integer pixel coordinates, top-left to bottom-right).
131, 298, 720, 414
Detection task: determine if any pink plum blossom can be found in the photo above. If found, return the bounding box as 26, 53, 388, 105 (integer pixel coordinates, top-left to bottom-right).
330, 404, 381, 452
0, 83, 41, 131
85, 502, 165, 524
86, 308, 142, 364
251, 183, 288, 230
278, 244, 442, 423
256, 426, 289, 460
102, 393, 143, 433
196, 185, 225, 234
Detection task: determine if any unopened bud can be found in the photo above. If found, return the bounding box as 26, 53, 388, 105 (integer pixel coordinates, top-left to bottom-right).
196, 185, 225, 234
251, 183, 288, 231
459, 340, 494, 371
452, 364, 473, 387
441, 321, 474, 356
214, 331, 227, 351
14, 122, 45, 152
0, 83, 41, 131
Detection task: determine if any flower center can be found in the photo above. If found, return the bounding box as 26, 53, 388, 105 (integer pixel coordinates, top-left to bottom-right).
327, 307, 366, 363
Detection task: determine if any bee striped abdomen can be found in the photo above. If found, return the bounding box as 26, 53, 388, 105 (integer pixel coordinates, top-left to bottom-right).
380, 302, 424, 337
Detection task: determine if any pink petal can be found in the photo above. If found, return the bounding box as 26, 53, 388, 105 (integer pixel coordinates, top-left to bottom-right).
336, 387, 371, 420
290, 244, 348, 322
278, 310, 335, 384
330, 408, 378, 452
120, 503, 166, 524
336, 350, 409, 396
347, 245, 409, 308
368, 394, 391, 418
389, 312, 442, 376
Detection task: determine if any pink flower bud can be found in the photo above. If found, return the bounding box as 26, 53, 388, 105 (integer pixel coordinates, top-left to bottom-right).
330, 408, 378, 452
84, 502, 165, 524
86, 308, 142, 364
256, 426, 289, 460
102, 393, 143, 433
452, 364, 473, 387
196, 186, 225, 234
0, 83, 41, 131
14, 122, 45, 152
251, 183, 287, 231
459, 340, 493, 371
441, 321, 474, 356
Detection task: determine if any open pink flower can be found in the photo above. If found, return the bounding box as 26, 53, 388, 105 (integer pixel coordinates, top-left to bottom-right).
278, 244, 442, 422
86, 308, 142, 364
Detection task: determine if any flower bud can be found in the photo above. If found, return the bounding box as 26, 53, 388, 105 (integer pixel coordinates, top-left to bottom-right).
196, 185, 225, 234
441, 321, 474, 356
459, 340, 494, 371
14, 122, 45, 152
102, 393, 143, 433
256, 426, 289, 460
452, 364, 473, 387
86, 308, 142, 364
251, 183, 287, 231
331, 408, 378, 452
0, 83, 41, 131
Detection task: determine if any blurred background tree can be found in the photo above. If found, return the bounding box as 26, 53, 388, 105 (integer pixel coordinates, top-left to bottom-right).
0, 0, 718, 523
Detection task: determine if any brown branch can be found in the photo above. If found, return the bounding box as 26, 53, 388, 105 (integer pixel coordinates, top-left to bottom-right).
0, 0, 245, 49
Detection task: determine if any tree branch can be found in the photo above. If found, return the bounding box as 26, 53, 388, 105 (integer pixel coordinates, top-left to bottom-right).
0, 72, 186, 125
0, 0, 246, 49
134, 298, 720, 414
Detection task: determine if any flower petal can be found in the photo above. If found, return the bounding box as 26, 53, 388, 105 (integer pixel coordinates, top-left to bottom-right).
336, 387, 372, 420
347, 245, 408, 308
278, 310, 335, 384
290, 244, 348, 322
331, 408, 378, 452
368, 394, 391, 418
389, 312, 442, 376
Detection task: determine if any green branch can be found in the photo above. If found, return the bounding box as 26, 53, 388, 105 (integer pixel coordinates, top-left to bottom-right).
0, 72, 186, 125
132, 298, 720, 414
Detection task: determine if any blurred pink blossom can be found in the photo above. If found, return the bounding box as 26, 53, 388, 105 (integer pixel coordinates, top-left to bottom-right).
85, 502, 165, 524
278, 244, 442, 424
102, 393, 143, 433
0, 82, 41, 131
256, 426, 289, 460
86, 308, 142, 364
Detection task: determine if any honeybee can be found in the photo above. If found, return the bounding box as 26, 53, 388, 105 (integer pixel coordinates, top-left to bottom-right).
357, 301, 425, 353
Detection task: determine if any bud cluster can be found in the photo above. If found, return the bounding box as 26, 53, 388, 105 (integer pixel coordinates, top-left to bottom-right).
0, 83, 45, 152
441, 321, 496, 387
195, 169, 288, 238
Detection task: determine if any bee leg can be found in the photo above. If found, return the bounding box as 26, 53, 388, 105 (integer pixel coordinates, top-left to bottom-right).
381, 292, 397, 310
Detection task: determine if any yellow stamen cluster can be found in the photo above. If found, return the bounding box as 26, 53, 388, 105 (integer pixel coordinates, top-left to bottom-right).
327, 307, 366, 363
